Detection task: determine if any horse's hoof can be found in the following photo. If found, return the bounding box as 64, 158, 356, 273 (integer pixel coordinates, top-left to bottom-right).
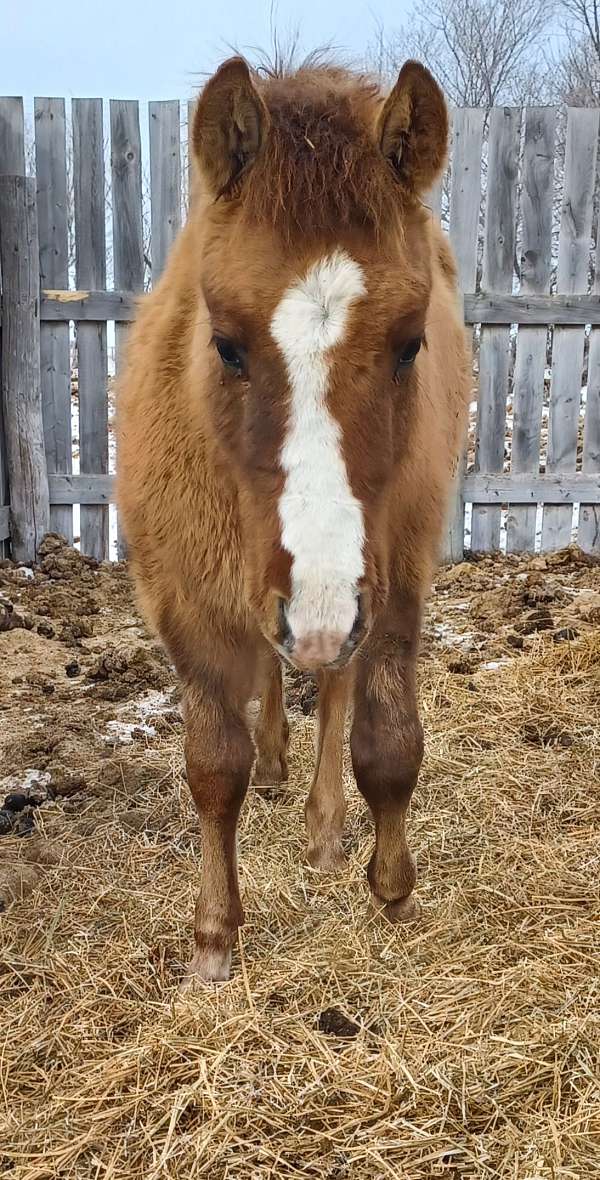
372, 893, 421, 924
307, 840, 346, 872
253, 753, 288, 787
179, 945, 232, 990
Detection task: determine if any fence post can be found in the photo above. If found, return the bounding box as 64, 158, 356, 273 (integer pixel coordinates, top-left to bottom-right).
0, 175, 50, 562
443, 107, 485, 564
0, 97, 26, 557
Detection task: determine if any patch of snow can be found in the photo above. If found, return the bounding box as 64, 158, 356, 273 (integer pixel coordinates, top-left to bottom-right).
105, 720, 157, 746
102, 689, 174, 745
135, 690, 171, 718
432, 622, 475, 648
1, 768, 51, 793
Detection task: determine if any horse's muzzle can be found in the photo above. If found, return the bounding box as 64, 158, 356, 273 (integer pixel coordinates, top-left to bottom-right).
276, 593, 366, 671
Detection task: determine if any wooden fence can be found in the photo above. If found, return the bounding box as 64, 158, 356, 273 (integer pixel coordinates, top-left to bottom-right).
1, 97, 600, 562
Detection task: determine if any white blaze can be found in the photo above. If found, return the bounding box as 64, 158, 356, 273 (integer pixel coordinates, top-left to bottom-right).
270, 250, 366, 640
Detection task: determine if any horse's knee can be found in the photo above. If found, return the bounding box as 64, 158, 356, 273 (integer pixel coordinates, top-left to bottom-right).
185, 702, 254, 814
351, 711, 424, 810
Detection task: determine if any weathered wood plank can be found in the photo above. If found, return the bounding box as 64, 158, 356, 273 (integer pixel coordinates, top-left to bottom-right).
579, 330, 600, 552
49, 473, 114, 503
35, 100, 69, 291
471, 106, 520, 553
45, 472, 600, 507
578, 197, 600, 552
41, 289, 139, 320
149, 100, 181, 280
507, 108, 555, 553
0, 505, 9, 540
0, 176, 50, 560
464, 472, 600, 503
449, 109, 485, 292
0, 377, 7, 556
0, 97, 25, 176
72, 98, 109, 560
110, 99, 144, 299
444, 107, 484, 563
111, 99, 144, 558
37, 289, 600, 327
35, 97, 73, 543
0, 98, 25, 557
110, 101, 144, 325
187, 98, 196, 215
542, 107, 599, 551
464, 294, 600, 325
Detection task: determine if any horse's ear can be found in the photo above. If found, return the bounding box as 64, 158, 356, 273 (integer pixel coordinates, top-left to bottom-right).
377, 61, 448, 196
192, 57, 269, 198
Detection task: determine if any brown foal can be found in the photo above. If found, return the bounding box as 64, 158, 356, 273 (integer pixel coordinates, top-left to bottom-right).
117, 55, 470, 983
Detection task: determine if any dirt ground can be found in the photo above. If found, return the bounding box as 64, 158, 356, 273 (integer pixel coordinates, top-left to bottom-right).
1, 535, 599, 1179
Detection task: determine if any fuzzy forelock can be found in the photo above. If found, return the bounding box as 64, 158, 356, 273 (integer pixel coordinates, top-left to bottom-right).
239, 65, 401, 241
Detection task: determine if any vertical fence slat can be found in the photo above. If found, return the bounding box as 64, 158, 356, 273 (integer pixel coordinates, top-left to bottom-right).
0, 98, 25, 555
111, 100, 144, 299
35, 97, 73, 543
471, 106, 520, 553
578, 206, 600, 553
0, 97, 25, 176
445, 108, 485, 562
541, 107, 599, 552
507, 108, 555, 554
111, 100, 144, 558
110, 99, 144, 349
0, 176, 50, 560
580, 329, 600, 552
149, 100, 181, 281
449, 109, 484, 293
73, 98, 109, 560
187, 98, 196, 216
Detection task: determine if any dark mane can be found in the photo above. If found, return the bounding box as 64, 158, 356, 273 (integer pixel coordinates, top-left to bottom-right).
241, 65, 400, 240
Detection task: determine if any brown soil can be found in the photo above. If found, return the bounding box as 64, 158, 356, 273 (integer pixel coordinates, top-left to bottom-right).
2, 537, 597, 828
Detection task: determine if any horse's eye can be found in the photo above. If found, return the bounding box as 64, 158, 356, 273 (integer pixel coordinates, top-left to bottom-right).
394, 337, 422, 381
213, 335, 245, 375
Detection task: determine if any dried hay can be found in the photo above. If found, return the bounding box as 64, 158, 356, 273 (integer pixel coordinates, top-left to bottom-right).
1, 616, 599, 1177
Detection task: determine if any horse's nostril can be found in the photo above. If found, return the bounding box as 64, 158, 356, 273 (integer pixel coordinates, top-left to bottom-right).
277, 596, 293, 649
349, 593, 365, 645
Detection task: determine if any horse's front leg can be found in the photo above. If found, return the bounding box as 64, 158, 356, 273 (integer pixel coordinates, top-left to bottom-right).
182, 663, 255, 986
350, 610, 423, 922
